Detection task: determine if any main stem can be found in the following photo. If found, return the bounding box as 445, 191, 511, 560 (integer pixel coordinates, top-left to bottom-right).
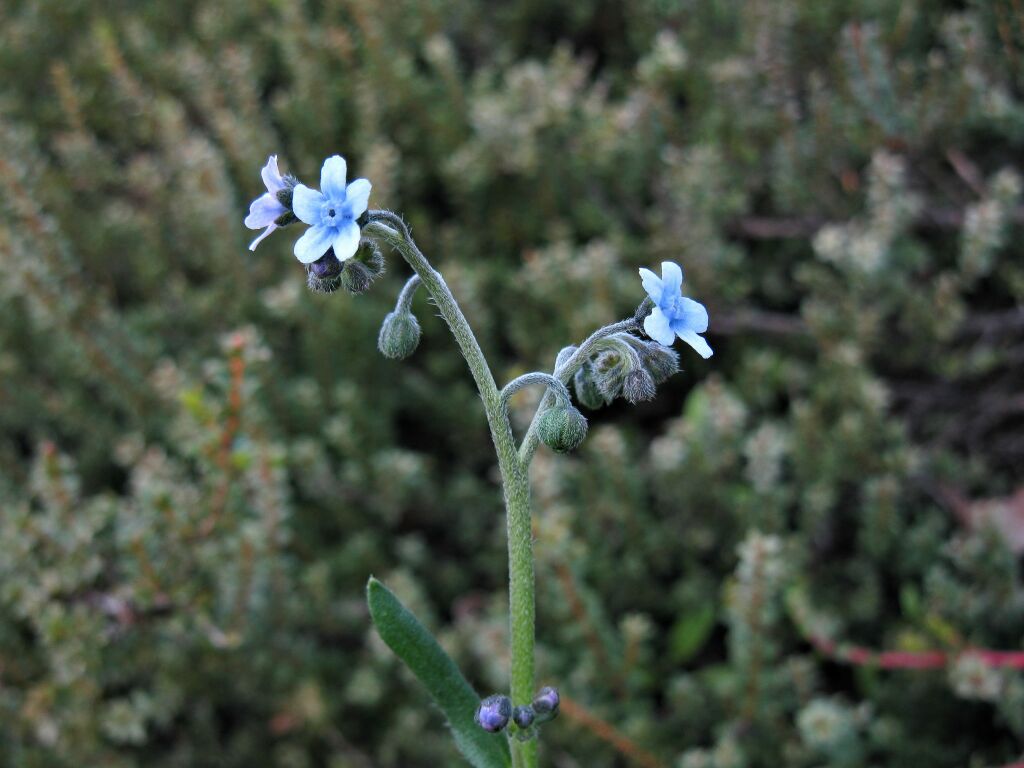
366, 215, 538, 768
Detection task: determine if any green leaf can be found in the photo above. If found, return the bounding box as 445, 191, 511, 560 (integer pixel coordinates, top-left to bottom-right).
367, 577, 511, 768
668, 601, 716, 663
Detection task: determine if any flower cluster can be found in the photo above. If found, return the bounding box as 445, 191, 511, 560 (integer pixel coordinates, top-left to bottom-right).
245, 154, 378, 293
475, 686, 560, 739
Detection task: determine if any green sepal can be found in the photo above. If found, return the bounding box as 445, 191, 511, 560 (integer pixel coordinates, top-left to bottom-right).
367, 577, 512, 768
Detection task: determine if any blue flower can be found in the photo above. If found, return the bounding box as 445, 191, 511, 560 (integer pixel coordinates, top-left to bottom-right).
244, 155, 289, 251
290, 155, 372, 265
639, 261, 712, 358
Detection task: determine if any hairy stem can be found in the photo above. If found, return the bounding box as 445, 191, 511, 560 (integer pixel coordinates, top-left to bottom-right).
501, 372, 572, 414
366, 212, 538, 767
395, 273, 421, 313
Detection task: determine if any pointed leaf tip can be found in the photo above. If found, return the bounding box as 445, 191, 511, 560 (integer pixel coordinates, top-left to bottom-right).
366, 578, 511, 768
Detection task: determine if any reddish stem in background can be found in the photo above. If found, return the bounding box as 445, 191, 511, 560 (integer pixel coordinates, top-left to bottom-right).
559, 694, 666, 768
805, 632, 1024, 670
199, 342, 246, 537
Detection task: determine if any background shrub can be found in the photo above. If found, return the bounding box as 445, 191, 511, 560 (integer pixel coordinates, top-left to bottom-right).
1, 1, 1022, 765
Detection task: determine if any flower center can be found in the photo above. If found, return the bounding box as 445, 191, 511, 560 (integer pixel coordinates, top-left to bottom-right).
321, 198, 347, 226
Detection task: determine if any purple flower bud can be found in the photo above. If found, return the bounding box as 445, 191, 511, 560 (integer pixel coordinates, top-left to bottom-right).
305, 249, 344, 294
475, 694, 512, 733
512, 705, 535, 729
531, 686, 559, 723
310, 250, 343, 279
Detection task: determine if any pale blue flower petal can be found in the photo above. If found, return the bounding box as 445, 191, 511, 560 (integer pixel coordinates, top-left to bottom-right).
661, 261, 683, 295
292, 184, 324, 225
244, 193, 286, 229
676, 328, 713, 359
679, 297, 709, 333
294, 223, 335, 264
332, 221, 361, 261
248, 223, 278, 251
643, 307, 675, 346
639, 268, 663, 303
261, 155, 285, 193
320, 155, 348, 202
344, 178, 372, 218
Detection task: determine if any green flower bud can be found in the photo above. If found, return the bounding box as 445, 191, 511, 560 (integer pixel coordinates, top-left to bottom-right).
378, 311, 421, 360
537, 405, 588, 453
639, 340, 679, 384
356, 238, 386, 277
594, 350, 627, 402
573, 363, 607, 410
339, 259, 375, 295
623, 367, 656, 404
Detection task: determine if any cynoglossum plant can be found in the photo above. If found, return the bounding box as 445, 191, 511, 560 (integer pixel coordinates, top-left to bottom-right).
244, 153, 712, 767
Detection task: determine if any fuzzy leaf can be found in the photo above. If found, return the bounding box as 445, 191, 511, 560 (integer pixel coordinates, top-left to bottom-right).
367, 577, 511, 768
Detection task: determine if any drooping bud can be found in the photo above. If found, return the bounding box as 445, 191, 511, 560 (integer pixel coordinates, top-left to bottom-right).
339, 259, 375, 295
537, 405, 588, 453
638, 340, 679, 384
573, 364, 606, 410
306, 248, 345, 294
334, 239, 386, 295
475, 694, 512, 733
275, 174, 298, 209
355, 238, 386, 277
512, 705, 535, 729
531, 686, 560, 723
593, 350, 627, 402
623, 367, 656, 404
378, 310, 421, 360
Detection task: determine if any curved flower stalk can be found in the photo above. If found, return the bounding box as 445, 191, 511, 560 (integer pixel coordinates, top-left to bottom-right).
243, 154, 714, 768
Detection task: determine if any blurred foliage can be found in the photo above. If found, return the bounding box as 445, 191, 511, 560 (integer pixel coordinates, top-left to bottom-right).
1, 0, 1024, 766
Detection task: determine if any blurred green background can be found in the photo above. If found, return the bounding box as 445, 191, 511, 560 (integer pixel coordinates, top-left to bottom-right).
2, 1, 1023, 766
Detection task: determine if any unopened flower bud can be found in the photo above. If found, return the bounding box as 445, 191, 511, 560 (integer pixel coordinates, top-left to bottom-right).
594, 351, 627, 402
532, 686, 560, 723
306, 249, 344, 294
355, 238, 386, 277
275, 175, 298, 209
639, 341, 679, 384
339, 259, 375, 295
378, 311, 421, 360
475, 694, 512, 733
573, 364, 606, 410
512, 705, 535, 729
623, 367, 656, 404
537, 405, 588, 453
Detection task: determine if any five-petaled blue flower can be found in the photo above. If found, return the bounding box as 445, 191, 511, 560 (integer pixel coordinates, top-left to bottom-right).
639, 261, 712, 359
291, 156, 372, 265
244, 155, 289, 251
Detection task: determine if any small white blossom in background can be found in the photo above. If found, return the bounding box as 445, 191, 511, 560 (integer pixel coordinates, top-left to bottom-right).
949, 652, 1004, 701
